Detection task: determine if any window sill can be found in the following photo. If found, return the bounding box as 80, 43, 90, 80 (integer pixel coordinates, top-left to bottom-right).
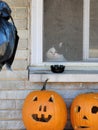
29, 67, 98, 82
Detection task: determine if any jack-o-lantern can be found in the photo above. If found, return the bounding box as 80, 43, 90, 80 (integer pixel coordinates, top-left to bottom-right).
70, 92, 98, 130
22, 79, 67, 130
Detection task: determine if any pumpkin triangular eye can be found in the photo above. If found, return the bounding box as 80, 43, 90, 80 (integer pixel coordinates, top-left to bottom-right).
48, 95, 54, 103
33, 96, 38, 101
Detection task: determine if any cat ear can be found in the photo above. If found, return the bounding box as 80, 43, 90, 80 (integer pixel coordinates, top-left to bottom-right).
59, 42, 63, 48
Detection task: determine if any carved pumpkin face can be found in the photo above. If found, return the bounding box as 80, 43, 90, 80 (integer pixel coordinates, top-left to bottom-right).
70, 93, 98, 130
22, 80, 67, 130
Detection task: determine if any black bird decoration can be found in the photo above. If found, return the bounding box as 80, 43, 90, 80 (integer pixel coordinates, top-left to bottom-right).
0, 1, 19, 70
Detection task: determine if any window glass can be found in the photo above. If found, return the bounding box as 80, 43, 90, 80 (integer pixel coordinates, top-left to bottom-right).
43, 0, 83, 62
89, 0, 98, 58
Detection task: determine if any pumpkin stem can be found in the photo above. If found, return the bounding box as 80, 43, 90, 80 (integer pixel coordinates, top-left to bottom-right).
41, 79, 49, 91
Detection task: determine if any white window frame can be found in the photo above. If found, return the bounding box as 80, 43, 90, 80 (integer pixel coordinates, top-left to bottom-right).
30, 0, 98, 70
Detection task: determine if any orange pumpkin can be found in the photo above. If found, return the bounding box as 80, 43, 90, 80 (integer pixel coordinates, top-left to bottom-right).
70, 92, 98, 130
22, 79, 67, 130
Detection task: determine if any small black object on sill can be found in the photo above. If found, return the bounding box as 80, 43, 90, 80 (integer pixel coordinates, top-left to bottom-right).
50, 65, 65, 73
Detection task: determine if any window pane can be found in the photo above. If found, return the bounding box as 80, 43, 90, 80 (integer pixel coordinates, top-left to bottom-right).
43, 0, 83, 62
90, 0, 98, 58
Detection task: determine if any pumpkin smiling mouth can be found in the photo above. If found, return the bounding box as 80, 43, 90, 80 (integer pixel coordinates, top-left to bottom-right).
32, 114, 52, 122
78, 126, 89, 128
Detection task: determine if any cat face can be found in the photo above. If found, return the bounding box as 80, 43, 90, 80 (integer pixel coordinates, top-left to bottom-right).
46, 47, 57, 57
46, 47, 66, 62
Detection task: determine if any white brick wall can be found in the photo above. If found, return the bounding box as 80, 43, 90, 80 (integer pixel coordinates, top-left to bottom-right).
0, 0, 98, 130
0, 0, 29, 129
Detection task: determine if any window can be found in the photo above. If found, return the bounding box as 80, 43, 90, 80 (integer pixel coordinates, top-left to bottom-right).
89, 0, 98, 59
43, 0, 83, 62
31, 0, 98, 68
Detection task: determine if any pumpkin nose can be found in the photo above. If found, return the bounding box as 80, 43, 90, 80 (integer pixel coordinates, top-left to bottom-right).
43, 106, 47, 112
39, 105, 47, 112
83, 116, 88, 120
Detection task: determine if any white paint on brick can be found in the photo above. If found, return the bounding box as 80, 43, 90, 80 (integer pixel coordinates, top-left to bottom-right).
0, 90, 31, 99
0, 120, 25, 129
0, 110, 22, 119
0, 71, 28, 80
0, 100, 16, 109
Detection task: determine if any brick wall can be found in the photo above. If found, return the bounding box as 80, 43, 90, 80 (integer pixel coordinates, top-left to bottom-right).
0, 0, 30, 129
0, 0, 98, 130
